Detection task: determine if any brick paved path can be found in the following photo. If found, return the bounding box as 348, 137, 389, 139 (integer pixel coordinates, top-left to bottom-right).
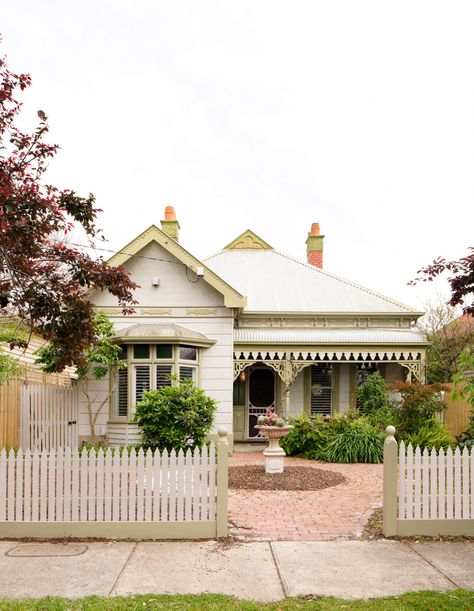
228, 452, 383, 541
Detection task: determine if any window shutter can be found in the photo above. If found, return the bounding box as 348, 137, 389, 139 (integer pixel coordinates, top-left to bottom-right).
179, 366, 196, 381
134, 365, 151, 404
156, 364, 173, 388
310, 364, 332, 416
116, 368, 129, 417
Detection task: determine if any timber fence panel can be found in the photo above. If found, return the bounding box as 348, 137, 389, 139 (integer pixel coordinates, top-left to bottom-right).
384, 426, 474, 537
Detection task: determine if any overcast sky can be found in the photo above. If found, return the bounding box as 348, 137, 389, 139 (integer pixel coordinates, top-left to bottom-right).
2, 1, 473, 311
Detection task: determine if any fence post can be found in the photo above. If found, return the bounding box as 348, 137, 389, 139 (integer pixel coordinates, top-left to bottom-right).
383, 425, 398, 536
216, 427, 229, 537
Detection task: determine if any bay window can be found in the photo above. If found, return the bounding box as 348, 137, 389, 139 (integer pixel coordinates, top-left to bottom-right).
111, 343, 199, 420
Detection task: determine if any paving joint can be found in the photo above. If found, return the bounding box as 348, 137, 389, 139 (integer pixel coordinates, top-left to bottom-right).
406, 542, 460, 589
269, 542, 289, 598
108, 542, 137, 596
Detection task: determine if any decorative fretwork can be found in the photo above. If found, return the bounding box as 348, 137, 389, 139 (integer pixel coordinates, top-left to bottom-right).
234, 350, 425, 384
399, 362, 423, 383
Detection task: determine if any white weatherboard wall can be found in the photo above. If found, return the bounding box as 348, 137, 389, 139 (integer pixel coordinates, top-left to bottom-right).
85, 241, 235, 446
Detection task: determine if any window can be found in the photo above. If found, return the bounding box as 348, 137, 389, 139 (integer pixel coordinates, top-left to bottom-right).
112, 344, 200, 418
310, 364, 332, 416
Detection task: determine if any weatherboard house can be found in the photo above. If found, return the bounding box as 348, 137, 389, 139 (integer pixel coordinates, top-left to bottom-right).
88, 206, 427, 448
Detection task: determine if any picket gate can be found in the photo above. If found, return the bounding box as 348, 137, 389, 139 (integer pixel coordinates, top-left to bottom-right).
21, 385, 78, 451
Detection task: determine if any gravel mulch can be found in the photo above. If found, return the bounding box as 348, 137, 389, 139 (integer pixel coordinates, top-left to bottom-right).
228, 465, 346, 491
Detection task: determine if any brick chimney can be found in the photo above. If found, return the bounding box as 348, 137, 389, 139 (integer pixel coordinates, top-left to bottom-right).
305, 222, 324, 268
160, 205, 180, 241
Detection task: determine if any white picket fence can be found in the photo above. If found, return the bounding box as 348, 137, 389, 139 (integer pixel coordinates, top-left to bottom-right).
0, 432, 229, 539
21, 385, 78, 451
383, 426, 474, 536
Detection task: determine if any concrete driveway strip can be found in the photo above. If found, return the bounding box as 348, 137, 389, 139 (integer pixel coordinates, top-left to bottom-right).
410, 542, 474, 590
272, 540, 455, 599
114, 541, 284, 602
0, 541, 134, 599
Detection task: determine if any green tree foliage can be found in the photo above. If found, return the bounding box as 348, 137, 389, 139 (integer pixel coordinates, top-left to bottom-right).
36, 315, 124, 439
356, 371, 389, 414
417, 301, 474, 383
0, 48, 136, 372
133, 377, 217, 452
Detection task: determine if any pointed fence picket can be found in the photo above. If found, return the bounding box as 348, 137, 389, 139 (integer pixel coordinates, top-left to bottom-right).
0, 432, 228, 539
384, 426, 474, 537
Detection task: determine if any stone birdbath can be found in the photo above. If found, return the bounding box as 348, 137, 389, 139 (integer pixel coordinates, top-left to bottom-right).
254, 410, 293, 474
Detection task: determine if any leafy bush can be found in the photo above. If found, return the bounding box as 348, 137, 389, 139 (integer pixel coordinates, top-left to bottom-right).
404, 418, 453, 451
133, 377, 217, 452
390, 381, 447, 438
364, 405, 396, 431
356, 371, 389, 414
326, 420, 385, 463
280, 415, 332, 460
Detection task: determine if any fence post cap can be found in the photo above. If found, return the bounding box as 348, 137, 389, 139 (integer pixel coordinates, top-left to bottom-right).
386, 425, 396, 436
217, 427, 228, 438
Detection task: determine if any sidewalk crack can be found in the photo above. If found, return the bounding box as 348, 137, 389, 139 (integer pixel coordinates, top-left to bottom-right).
269, 542, 289, 599
406, 543, 460, 589
108, 542, 137, 597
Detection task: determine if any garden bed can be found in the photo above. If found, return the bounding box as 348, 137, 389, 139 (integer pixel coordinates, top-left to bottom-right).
228, 465, 346, 491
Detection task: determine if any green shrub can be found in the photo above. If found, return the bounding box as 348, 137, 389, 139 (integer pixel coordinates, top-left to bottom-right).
280, 415, 331, 460
404, 418, 453, 451
356, 371, 389, 414
133, 377, 217, 452
364, 405, 396, 431
281, 412, 358, 460
390, 381, 447, 437
326, 420, 385, 463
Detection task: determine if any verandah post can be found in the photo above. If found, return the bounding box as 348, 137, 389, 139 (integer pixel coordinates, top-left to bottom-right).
216, 427, 229, 537
383, 425, 398, 536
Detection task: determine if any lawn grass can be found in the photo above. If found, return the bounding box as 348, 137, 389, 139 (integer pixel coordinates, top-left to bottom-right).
0, 590, 473, 610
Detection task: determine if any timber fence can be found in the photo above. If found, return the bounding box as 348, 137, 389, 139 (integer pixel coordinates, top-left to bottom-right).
0, 430, 229, 540
383, 426, 474, 536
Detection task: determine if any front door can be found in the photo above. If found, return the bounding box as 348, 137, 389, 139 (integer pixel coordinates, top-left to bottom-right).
248, 367, 275, 437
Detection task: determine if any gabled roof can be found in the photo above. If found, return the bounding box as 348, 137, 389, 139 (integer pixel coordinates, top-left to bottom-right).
204, 243, 422, 315
107, 225, 246, 309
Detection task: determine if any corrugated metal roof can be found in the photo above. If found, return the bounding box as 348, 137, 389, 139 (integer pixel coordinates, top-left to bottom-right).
204, 249, 420, 314
234, 328, 427, 345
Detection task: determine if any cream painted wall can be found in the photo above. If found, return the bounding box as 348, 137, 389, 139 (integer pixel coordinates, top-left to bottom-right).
338, 364, 351, 414
289, 371, 305, 417
81, 239, 235, 446
93, 242, 225, 308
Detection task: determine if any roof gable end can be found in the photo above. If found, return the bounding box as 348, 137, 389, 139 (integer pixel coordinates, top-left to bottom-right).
224, 229, 273, 250
107, 225, 246, 309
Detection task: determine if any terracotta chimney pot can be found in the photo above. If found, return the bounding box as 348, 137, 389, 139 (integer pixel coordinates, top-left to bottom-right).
308, 222, 320, 236
164, 205, 176, 220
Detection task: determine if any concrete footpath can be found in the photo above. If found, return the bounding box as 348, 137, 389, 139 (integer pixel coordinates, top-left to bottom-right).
0, 539, 473, 602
